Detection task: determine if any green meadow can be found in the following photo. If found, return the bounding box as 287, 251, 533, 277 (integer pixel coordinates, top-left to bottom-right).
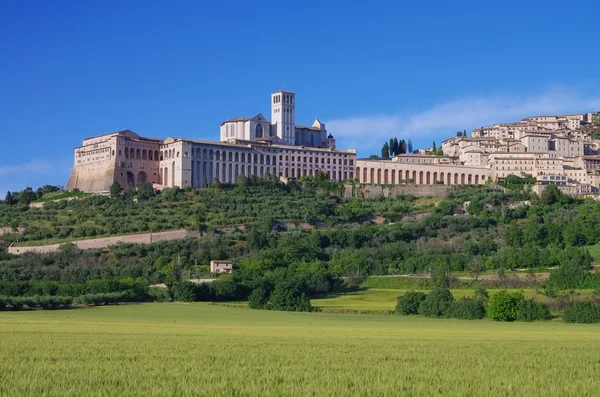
2, 303, 600, 396
312, 288, 596, 312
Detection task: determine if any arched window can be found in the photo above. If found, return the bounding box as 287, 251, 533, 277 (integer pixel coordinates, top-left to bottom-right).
255, 123, 264, 138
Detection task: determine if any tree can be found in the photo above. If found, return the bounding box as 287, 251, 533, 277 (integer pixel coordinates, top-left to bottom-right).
396, 291, 426, 315
457, 131, 462, 137
563, 302, 600, 323
539, 184, 563, 205
316, 170, 329, 182
418, 288, 454, 317
399, 140, 407, 154
389, 138, 394, 156
393, 137, 399, 156
109, 182, 122, 199
268, 280, 312, 312
407, 139, 413, 154
236, 174, 248, 185
136, 182, 154, 200
432, 141, 437, 151
4, 191, 16, 205
487, 290, 523, 322
516, 299, 551, 321
381, 142, 390, 158
248, 286, 270, 309
17, 187, 36, 205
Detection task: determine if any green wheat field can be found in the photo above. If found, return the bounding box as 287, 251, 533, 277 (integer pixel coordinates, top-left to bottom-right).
2, 303, 600, 396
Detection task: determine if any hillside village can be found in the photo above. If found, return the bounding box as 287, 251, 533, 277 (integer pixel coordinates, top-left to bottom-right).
358, 112, 600, 196
64, 89, 600, 197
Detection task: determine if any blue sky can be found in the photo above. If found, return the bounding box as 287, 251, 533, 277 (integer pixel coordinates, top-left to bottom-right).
2, 0, 600, 195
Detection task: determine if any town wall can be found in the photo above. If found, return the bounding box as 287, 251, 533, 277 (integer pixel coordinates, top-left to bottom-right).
346, 184, 451, 199
7, 229, 198, 255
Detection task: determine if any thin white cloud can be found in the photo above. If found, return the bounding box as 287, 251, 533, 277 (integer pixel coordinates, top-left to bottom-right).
0, 159, 72, 197
327, 87, 600, 153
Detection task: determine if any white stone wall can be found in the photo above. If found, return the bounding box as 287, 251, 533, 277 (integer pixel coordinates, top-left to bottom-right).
356, 159, 489, 185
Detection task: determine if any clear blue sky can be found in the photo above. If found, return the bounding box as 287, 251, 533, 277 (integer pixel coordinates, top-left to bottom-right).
2, 0, 600, 195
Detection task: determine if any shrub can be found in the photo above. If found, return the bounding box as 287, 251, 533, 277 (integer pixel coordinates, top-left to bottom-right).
212, 278, 238, 301
563, 302, 600, 324
516, 299, 551, 321
195, 283, 215, 301
487, 290, 523, 322
0, 295, 73, 311
73, 291, 138, 306
268, 282, 312, 312
395, 291, 426, 315
248, 287, 270, 309
448, 297, 486, 320
418, 288, 454, 317
170, 282, 197, 302
148, 287, 170, 302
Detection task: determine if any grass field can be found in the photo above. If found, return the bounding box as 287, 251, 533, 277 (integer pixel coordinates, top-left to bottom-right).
2, 303, 600, 396
311, 288, 595, 312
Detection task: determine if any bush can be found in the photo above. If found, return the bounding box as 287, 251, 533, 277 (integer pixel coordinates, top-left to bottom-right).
448, 297, 486, 320
170, 282, 197, 302
73, 291, 138, 306
487, 290, 523, 322
563, 302, 600, 324
268, 282, 312, 312
418, 288, 454, 317
248, 287, 270, 309
516, 299, 551, 322
395, 291, 426, 315
148, 287, 170, 302
0, 295, 73, 311
212, 278, 238, 301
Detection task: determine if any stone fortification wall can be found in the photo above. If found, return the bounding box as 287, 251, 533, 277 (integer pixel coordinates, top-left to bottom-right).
345, 184, 451, 199
7, 230, 197, 255
66, 165, 116, 193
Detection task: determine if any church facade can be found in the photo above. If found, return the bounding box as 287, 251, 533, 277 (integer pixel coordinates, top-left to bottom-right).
66, 90, 355, 193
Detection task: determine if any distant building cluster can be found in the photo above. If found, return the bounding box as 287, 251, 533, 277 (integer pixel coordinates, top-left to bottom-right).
356, 112, 599, 195
66, 91, 599, 196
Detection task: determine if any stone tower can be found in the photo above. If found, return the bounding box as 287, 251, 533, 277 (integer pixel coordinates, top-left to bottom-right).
271, 90, 296, 145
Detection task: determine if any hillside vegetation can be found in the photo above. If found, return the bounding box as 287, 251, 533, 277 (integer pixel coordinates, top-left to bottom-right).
1, 179, 600, 319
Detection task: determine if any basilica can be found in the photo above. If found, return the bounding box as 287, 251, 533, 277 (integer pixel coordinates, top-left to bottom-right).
66, 91, 354, 193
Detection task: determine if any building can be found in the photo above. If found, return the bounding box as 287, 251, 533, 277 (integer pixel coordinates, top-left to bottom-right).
356, 112, 598, 195
66, 91, 356, 192
210, 260, 233, 274
66, 93, 598, 196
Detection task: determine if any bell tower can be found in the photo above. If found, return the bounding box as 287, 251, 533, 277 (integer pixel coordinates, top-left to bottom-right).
271, 90, 295, 145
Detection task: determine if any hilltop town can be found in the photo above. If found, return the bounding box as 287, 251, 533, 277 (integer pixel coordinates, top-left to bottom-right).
66, 90, 600, 196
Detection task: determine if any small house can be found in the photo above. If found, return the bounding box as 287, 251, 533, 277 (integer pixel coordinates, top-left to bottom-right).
210, 260, 233, 274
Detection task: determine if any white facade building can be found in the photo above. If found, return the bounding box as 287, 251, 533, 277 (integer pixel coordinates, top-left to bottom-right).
220, 90, 331, 149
